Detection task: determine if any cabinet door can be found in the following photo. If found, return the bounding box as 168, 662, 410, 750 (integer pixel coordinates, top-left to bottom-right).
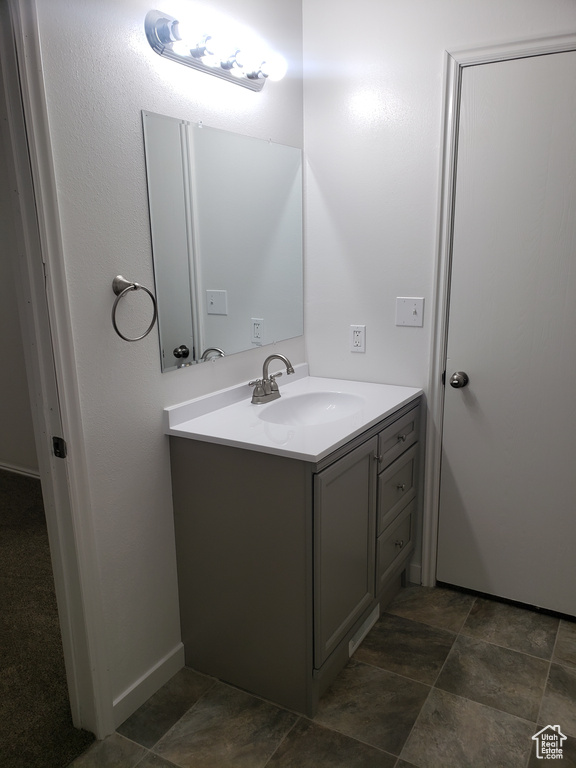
314, 437, 377, 668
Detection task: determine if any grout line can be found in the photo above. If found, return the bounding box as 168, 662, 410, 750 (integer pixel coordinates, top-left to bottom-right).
395, 683, 436, 765
429, 686, 539, 728
140, 674, 219, 755
533, 621, 560, 732
351, 656, 435, 691
261, 715, 302, 768
304, 717, 403, 761
456, 628, 559, 664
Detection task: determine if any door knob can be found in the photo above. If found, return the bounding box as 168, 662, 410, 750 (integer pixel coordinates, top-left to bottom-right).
449, 371, 469, 388
173, 345, 190, 359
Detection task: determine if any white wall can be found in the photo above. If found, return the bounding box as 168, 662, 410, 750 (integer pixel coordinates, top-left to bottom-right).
303, 0, 576, 388
0, 116, 38, 476
33, 0, 303, 724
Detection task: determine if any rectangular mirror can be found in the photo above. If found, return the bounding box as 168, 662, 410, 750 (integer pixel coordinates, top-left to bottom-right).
142, 112, 303, 371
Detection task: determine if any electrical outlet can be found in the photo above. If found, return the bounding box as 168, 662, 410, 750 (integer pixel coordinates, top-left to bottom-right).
350, 324, 366, 353
251, 317, 264, 344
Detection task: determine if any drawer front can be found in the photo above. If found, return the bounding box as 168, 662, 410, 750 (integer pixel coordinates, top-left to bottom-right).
377, 405, 420, 470
376, 500, 414, 593
377, 444, 418, 535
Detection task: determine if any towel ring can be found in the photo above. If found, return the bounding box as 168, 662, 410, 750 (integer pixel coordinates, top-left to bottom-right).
111, 275, 158, 342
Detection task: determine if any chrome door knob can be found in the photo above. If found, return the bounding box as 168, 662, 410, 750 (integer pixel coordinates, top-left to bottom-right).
449, 371, 469, 388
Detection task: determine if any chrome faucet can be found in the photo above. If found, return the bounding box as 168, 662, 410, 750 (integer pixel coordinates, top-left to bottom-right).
249, 354, 294, 404
200, 347, 225, 362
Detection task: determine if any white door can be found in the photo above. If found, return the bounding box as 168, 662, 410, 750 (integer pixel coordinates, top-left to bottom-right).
436, 51, 576, 615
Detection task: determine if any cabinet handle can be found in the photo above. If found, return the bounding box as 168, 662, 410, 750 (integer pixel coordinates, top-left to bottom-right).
395, 539, 404, 549
374, 454, 383, 463
397, 434, 407, 443
396, 483, 406, 491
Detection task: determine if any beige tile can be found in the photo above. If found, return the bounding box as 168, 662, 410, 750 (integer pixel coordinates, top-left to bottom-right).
137, 754, 181, 768
267, 719, 396, 767
436, 634, 549, 721
354, 613, 455, 684
385, 586, 475, 632
540, 664, 576, 738
67, 733, 147, 767
554, 620, 576, 670
314, 659, 429, 755
117, 667, 215, 748
154, 681, 297, 768
401, 688, 534, 768
462, 597, 559, 658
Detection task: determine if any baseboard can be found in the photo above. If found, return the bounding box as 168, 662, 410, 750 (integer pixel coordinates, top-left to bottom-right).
112, 642, 185, 728
0, 461, 40, 478
408, 561, 422, 585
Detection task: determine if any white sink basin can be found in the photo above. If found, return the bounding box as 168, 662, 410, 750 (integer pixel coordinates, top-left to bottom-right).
258, 391, 364, 426
165, 364, 422, 461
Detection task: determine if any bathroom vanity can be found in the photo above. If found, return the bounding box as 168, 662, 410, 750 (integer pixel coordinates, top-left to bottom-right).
165, 368, 423, 716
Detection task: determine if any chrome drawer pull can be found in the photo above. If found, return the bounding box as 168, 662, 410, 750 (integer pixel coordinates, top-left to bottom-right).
396, 483, 406, 491
394, 539, 404, 549
397, 434, 407, 443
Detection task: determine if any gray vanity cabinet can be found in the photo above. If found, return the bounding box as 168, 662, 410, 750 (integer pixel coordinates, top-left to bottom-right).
314, 437, 377, 668
169, 397, 422, 717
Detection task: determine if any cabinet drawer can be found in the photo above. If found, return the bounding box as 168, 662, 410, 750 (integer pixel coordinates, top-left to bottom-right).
377, 444, 418, 535
376, 500, 414, 593
377, 405, 420, 470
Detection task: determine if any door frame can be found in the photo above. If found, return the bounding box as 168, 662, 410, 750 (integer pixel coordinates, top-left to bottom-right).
421, 32, 576, 587
1, 0, 114, 736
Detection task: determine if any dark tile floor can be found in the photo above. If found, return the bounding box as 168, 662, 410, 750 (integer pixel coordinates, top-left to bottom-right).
69, 586, 576, 768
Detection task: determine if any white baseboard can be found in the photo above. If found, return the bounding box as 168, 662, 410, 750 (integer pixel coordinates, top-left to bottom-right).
0, 461, 40, 478
112, 642, 185, 728
408, 561, 422, 586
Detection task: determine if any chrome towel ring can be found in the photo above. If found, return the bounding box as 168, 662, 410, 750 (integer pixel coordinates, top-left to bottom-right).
111, 275, 158, 342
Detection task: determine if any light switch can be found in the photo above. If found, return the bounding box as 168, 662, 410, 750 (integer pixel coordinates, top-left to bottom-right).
206, 290, 228, 315
395, 297, 425, 327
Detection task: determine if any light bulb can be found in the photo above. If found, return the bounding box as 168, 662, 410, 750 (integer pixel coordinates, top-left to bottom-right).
172, 40, 191, 57
260, 53, 287, 82
239, 51, 265, 79
220, 50, 244, 72
204, 33, 236, 62
188, 35, 211, 59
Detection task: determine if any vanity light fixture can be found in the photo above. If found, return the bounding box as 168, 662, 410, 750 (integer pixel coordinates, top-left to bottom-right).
144, 10, 286, 91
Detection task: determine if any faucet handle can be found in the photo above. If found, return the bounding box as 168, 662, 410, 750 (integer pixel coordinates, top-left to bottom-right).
249, 378, 267, 404
249, 379, 265, 396
269, 372, 283, 393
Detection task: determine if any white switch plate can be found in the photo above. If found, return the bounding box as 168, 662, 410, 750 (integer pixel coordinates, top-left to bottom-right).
251, 317, 264, 344
395, 297, 424, 327
350, 324, 366, 352
206, 290, 228, 315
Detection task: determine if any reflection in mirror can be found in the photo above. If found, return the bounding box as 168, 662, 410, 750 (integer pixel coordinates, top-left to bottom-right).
142, 112, 303, 372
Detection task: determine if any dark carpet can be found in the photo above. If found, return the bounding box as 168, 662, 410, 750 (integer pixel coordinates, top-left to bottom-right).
0, 469, 94, 767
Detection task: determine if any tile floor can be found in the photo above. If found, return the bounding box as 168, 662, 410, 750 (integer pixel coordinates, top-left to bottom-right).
69, 586, 576, 768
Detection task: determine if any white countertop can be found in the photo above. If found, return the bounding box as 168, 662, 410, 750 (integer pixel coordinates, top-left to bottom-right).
164, 365, 422, 462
